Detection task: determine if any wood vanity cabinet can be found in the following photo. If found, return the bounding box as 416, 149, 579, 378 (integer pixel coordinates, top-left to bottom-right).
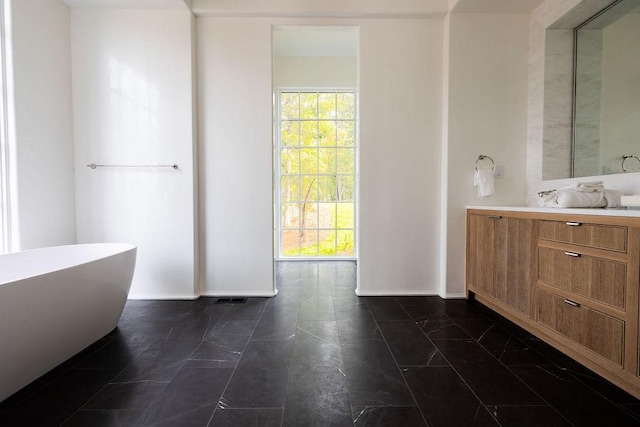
467, 212, 535, 318
466, 209, 640, 398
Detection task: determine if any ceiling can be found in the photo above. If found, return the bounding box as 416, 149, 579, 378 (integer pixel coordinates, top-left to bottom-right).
452, 0, 545, 14
60, 0, 190, 9
60, 0, 546, 15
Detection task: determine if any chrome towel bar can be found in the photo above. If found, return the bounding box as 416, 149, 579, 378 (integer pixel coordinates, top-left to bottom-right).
87, 163, 179, 170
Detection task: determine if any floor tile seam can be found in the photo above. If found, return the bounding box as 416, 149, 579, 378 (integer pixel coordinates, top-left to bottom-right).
409, 309, 455, 364
437, 312, 585, 420
451, 317, 554, 366
60, 376, 135, 427
463, 300, 503, 323
0, 367, 77, 410
206, 298, 268, 426
394, 298, 422, 322
250, 337, 298, 342
418, 357, 501, 425
145, 402, 220, 426
56, 338, 165, 414
71, 364, 141, 371
204, 331, 256, 339
197, 315, 224, 342
618, 405, 640, 423
34, 362, 132, 425
295, 326, 341, 349
433, 336, 556, 398
437, 317, 551, 371
131, 356, 195, 424
104, 379, 170, 386
486, 403, 570, 408
563, 369, 640, 420
331, 282, 358, 425
398, 364, 450, 368
213, 406, 286, 410
425, 336, 473, 341
618, 406, 640, 423
280, 320, 314, 426
370, 312, 430, 426
178, 362, 240, 367
79, 381, 172, 413
419, 335, 521, 425
502, 364, 577, 426
410, 311, 455, 327
355, 404, 422, 408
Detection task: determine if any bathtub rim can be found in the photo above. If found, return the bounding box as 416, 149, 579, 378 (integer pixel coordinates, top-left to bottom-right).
0, 243, 137, 286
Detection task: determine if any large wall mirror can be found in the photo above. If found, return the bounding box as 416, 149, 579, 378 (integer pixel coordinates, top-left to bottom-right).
573, 0, 640, 177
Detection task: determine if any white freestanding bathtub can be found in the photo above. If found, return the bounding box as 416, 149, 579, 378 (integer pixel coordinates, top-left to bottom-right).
0, 243, 136, 402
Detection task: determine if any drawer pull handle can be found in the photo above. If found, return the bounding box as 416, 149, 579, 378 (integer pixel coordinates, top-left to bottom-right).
488, 216, 502, 219
564, 251, 581, 257
563, 299, 581, 307
566, 222, 581, 226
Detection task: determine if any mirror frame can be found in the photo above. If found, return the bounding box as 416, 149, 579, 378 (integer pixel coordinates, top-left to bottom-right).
571, 0, 639, 177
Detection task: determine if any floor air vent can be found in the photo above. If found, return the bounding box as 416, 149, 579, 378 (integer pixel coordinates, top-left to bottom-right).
215, 298, 248, 304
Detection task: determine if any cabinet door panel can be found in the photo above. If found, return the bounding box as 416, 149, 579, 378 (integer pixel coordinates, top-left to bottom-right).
468, 214, 496, 297
495, 218, 533, 316
536, 290, 623, 366
538, 247, 626, 310
539, 221, 627, 252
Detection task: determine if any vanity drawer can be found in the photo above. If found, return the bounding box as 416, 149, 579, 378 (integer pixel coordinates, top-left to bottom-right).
539, 220, 627, 252
536, 290, 624, 366
538, 247, 626, 310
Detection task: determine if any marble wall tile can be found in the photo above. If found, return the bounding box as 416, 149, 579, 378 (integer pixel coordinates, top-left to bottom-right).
541, 28, 574, 180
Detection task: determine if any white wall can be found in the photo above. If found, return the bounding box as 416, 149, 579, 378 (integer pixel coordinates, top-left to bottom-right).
5, 0, 76, 251
197, 17, 442, 297
197, 18, 275, 296
273, 57, 357, 89
444, 13, 530, 296
358, 19, 443, 296
71, 9, 197, 299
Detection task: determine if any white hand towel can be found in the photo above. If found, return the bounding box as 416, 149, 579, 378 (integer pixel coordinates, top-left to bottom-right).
474, 169, 494, 198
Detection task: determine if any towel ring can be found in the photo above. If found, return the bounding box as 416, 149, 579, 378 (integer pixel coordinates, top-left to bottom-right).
475, 155, 495, 171
622, 155, 640, 172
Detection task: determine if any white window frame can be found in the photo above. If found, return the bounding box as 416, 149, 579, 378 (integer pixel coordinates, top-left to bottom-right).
275, 88, 358, 261
0, 0, 10, 254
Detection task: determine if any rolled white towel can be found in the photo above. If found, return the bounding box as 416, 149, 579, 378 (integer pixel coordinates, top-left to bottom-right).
604, 189, 622, 208
555, 190, 606, 208
474, 169, 494, 198
540, 189, 622, 208
560, 181, 604, 192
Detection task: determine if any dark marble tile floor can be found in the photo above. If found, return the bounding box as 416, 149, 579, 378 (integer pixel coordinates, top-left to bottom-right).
1, 261, 639, 426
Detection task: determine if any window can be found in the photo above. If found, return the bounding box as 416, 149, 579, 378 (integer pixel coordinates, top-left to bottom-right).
277, 90, 356, 258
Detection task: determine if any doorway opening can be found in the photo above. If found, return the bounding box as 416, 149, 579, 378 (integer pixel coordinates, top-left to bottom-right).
272, 26, 358, 260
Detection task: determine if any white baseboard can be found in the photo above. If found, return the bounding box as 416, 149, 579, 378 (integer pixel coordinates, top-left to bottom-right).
199, 290, 278, 298
439, 292, 467, 299
127, 294, 199, 300
355, 288, 440, 296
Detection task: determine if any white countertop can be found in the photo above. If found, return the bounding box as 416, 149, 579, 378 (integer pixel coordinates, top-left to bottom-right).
466, 205, 640, 217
